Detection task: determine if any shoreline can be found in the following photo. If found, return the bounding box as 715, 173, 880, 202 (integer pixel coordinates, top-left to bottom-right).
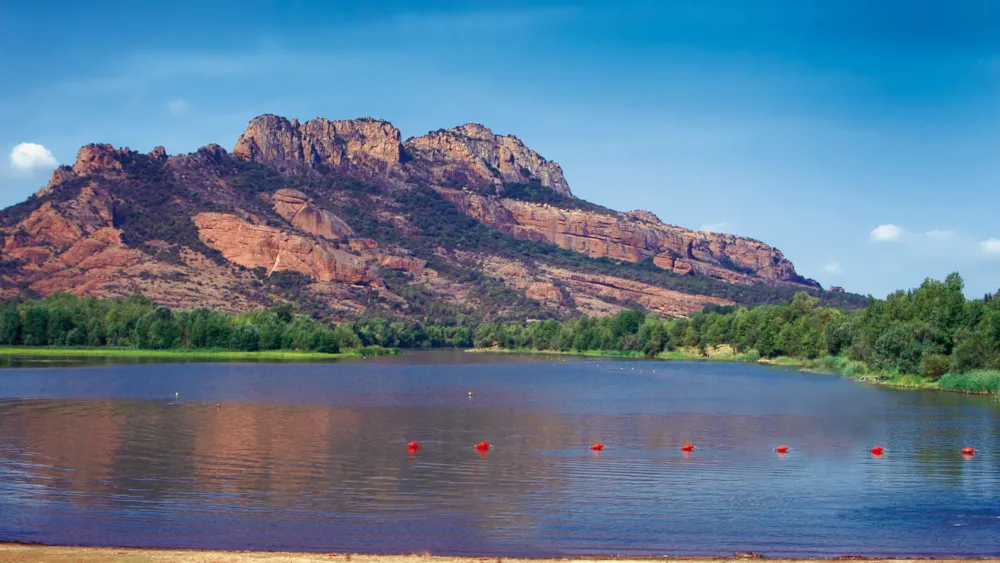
0, 346, 400, 362
465, 347, 995, 397
0, 545, 996, 563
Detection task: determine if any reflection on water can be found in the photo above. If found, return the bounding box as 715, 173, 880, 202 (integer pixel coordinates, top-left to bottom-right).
0, 351, 998, 556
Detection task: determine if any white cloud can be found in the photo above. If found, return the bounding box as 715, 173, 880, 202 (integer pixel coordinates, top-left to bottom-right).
981, 239, 1000, 254
167, 99, 189, 116
700, 222, 727, 233
925, 229, 955, 240
823, 261, 842, 274
9, 142, 58, 174
871, 224, 903, 242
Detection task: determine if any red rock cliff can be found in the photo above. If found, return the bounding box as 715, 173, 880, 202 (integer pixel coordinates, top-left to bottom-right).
233, 114, 405, 179
403, 123, 571, 196
437, 188, 814, 287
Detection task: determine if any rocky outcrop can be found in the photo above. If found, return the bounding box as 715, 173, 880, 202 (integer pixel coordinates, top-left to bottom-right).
4, 184, 115, 263
233, 115, 571, 196
525, 282, 562, 303
34, 144, 131, 198
439, 188, 815, 287
404, 123, 571, 196
192, 212, 375, 284
271, 189, 354, 239
71, 144, 128, 177
473, 255, 732, 317
233, 114, 404, 179
378, 254, 425, 274
549, 267, 733, 317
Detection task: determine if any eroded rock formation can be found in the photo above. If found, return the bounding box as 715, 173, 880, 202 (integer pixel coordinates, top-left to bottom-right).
192, 212, 374, 284
403, 123, 571, 195
233, 114, 404, 179
271, 188, 355, 239
437, 188, 813, 287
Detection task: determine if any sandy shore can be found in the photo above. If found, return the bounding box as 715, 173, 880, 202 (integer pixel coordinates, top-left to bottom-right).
0, 546, 997, 563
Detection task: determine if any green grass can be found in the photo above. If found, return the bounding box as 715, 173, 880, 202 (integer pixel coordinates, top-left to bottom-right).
656, 349, 709, 361
938, 370, 1000, 394
0, 346, 400, 361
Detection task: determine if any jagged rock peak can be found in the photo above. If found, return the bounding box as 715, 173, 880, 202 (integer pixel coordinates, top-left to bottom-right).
149, 146, 168, 160
71, 144, 129, 177
34, 144, 128, 197
405, 123, 572, 196
232, 114, 404, 177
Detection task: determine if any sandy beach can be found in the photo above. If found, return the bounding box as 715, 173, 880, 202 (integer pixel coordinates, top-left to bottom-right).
0, 546, 997, 563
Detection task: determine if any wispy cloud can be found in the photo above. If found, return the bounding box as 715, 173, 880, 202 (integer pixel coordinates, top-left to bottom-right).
823, 261, 842, 274
925, 229, 955, 240
700, 221, 728, 233
870, 224, 903, 242
981, 238, 1000, 254
167, 99, 190, 116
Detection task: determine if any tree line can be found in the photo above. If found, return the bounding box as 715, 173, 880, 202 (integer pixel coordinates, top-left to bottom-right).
0, 293, 474, 353
476, 273, 1000, 381
2, 274, 998, 388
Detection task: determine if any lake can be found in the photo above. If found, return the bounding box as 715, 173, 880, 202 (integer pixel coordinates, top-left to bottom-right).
1, 350, 998, 557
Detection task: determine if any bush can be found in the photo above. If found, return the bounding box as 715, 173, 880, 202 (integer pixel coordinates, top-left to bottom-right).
921, 353, 951, 379
841, 360, 868, 379
734, 349, 760, 362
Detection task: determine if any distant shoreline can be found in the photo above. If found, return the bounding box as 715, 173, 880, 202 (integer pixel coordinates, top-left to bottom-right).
0, 346, 399, 362
0, 545, 995, 563
465, 347, 997, 396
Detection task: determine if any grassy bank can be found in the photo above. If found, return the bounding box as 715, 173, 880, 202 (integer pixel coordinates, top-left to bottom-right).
0, 346, 400, 362
469, 346, 999, 396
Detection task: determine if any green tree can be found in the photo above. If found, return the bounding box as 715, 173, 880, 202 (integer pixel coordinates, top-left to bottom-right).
22, 306, 49, 346
229, 324, 261, 351
0, 304, 22, 345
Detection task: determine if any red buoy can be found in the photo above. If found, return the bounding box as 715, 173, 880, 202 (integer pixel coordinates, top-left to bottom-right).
961, 447, 976, 456
475, 442, 491, 452
775, 445, 789, 454
870, 446, 885, 456
407, 441, 420, 452
680, 443, 695, 452
590, 443, 604, 451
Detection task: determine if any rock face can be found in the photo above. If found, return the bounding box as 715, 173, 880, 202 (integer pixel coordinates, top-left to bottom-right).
437, 188, 814, 287
403, 123, 571, 196
271, 189, 354, 239
192, 213, 374, 284
233, 114, 404, 179
71, 144, 128, 177
233, 116, 571, 196
475, 256, 732, 317
228, 112, 812, 288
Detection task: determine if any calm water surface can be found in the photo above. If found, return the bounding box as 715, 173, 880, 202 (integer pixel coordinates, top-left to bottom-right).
1, 350, 998, 557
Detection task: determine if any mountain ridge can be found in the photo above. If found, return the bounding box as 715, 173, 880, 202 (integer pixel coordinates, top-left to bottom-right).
0, 114, 863, 322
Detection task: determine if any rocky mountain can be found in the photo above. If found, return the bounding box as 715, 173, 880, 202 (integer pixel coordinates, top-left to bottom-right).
0, 114, 864, 322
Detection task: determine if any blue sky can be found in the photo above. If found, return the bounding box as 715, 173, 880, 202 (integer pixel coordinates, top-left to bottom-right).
2, 0, 1000, 298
